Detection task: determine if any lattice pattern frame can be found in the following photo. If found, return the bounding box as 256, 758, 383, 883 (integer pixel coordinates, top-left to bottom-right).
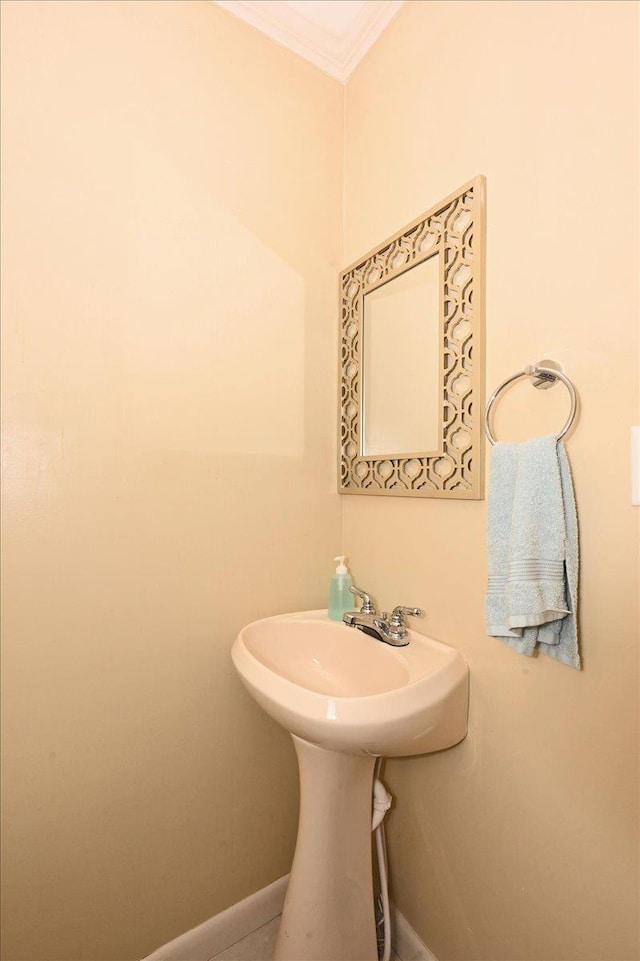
339, 176, 486, 499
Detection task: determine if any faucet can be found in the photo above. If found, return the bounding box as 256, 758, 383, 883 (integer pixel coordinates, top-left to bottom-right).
343, 586, 423, 647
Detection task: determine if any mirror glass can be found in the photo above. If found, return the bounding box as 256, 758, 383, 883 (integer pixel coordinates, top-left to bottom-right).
339, 175, 486, 499
362, 255, 440, 456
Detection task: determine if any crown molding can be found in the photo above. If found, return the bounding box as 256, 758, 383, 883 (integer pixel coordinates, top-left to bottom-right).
212, 1, 405, 83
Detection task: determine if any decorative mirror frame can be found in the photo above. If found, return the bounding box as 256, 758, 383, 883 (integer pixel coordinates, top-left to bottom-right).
339, 175, 486, 499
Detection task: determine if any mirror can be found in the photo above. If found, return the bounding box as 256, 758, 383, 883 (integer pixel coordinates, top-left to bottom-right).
339, 176, 486, 498
362, 254, 441, 457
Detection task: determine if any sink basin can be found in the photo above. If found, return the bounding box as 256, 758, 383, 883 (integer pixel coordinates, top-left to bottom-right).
232, 609, 469, 757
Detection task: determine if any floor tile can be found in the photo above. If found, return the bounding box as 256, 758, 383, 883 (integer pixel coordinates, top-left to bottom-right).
208, 915, 402, 961
209, 917, 279, 961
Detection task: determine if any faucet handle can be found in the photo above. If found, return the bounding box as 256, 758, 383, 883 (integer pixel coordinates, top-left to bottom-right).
390, 605, 424, 625
350, 586, 376, 615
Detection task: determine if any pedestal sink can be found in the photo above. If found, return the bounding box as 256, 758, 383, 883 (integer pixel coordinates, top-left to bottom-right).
232, 610, 469, 961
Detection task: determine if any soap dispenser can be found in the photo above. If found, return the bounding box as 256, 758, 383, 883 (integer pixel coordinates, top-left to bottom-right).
328, 556, 353, 622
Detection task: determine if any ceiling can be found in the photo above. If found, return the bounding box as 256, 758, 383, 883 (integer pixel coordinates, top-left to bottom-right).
212, 0, 405, 82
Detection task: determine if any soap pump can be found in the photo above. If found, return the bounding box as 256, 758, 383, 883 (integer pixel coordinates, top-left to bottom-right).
328, 556, 353, 622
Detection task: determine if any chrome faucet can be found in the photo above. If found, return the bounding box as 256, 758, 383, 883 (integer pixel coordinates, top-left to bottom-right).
343, 586, 423, 647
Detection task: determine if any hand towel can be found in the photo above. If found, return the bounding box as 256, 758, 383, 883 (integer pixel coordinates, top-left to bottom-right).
486, 434, 580, 669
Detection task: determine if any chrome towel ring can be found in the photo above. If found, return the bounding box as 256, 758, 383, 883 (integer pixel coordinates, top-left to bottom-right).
485, 362, 578, 446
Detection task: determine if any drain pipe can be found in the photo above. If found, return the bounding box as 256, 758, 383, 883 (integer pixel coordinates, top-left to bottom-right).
372, 776, 392, 831
372, 760, 392, 961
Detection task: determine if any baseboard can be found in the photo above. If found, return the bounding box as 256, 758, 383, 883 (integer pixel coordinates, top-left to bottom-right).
392, 904, 438, 961
141, 875, 437, 961
142, 875, 289, 961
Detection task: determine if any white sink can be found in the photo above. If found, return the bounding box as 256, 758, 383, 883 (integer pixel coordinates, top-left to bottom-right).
232, 609, 469, 757
231, 609, 469, 961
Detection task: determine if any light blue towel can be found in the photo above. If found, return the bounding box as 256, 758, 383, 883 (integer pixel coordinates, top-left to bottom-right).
486, 434, 580, 669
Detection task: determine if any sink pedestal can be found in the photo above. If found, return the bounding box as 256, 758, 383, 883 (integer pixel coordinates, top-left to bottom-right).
275, 736, 378, 961
233, 610, 470, 957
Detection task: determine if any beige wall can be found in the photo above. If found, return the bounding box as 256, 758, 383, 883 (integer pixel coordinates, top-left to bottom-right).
344, 2, 639, 960
0, 2, 342, 959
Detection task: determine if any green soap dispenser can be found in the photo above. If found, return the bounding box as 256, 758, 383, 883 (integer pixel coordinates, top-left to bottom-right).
328, 556, 353, 622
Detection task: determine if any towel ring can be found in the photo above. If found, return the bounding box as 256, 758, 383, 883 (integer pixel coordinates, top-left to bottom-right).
485, 364, 577, 446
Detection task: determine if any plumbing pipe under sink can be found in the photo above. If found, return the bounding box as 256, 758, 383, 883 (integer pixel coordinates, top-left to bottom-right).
372, 768, 392, 961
